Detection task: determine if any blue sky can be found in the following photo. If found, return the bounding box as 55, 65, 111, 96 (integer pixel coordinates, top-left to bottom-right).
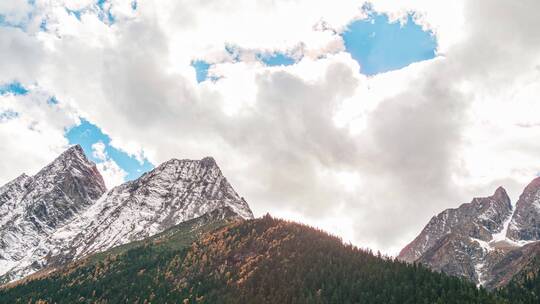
191, 12, 436, 82
0, 82, 28, 95
68, 9, 436, 182
258, 53, 296, 67
342, 13, 437, 75
0, 79, 152, 183
191, 60, 211, 83
1, 7, 436, 187
65, 119, 153, 181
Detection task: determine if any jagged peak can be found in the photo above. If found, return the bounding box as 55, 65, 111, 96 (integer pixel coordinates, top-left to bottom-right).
152, 156, 221, 174
200, 156, 217, 166
492, 186, 512, 207
34, 145, 94, 176
466, 186, 511, 209
520, 176, 540, 197
58, 144, 89, 162
31, 145, 106, 193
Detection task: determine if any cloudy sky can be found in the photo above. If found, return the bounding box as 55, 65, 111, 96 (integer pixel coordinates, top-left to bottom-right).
1, 0, 540, 255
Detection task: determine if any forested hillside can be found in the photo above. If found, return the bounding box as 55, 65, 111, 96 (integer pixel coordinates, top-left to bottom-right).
1, 214, 535, 303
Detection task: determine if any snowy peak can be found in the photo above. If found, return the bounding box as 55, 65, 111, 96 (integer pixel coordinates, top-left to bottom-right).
0, 145, 108, 283
22, 144, 107, 229
130, 156, 253, 219
401, 178, 540, 289
398, 186, 511, 263
506, 177, 540, 241
31, 144, 106, 199
0, 145, 254, 284
38, 154, 253, 271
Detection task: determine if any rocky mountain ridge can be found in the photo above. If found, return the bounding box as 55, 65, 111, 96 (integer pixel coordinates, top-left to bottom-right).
0, 145, 253, 283
399, 177, 540, 288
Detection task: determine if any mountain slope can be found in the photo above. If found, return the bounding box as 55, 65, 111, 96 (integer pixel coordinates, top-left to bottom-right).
496, 252, 540, 303
507, 177, 540, 241
0, 145, 107, 282
399, 187, 512, 263
43, 156, 253, 268
0, 146, 253, 283
400, 180, 540, 289
0, 215, 499, 304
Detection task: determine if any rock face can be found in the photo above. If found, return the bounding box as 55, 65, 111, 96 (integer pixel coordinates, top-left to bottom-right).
45, 156, 253, 267
0, 145, 253, 283
0, 145, 107, 282
399, 187, 512, 263
506, 177, 540, 241
400, 180, 540, 289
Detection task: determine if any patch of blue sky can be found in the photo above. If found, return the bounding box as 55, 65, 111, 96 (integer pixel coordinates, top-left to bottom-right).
0, 82, 28, 95
97, 0, 115, 24
342, 13, 437, 75
192, 60, 211, 83
66, 8, 82, 20
258, 52, 296, 67
66, 118, 154, 181
191, 60, 222, 83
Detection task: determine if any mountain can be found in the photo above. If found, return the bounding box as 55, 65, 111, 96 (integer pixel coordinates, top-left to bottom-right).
399, 187, 512, 264
0, 215, 500, 304
399, 179, 540, 289
507, 177, 540, 241
0, 145, 107, 282
0, 145, 253, 283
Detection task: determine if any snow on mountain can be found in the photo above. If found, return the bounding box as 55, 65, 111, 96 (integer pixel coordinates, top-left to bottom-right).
398, 187, 512, 263
506, 176, 540, 241
0, 145, 107, 282
0, 146, 253, 283
47, 156, 253, 264
400, 181, 540, 288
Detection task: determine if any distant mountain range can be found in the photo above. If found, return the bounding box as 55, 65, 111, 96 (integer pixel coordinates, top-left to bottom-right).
0, 146, 539, 303
399, 178, 540, 289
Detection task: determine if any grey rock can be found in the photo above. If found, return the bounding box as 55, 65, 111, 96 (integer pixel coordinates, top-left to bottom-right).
0, 146, 253, 283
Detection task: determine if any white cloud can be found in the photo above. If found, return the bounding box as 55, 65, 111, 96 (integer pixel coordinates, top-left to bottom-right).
0, 0, 33, 25
91, 141, 127, 188
0, 89, 78, 183
95, 159, 127, 189
91, 141, 107, 161
1, 0, 540, 255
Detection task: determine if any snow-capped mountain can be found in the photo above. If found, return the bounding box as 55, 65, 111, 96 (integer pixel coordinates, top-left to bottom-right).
399, 180, 540, 288
0, 145, 107, 282
506, 177, 540, 241
399, 187, 512, 263
0, 145, 253, 283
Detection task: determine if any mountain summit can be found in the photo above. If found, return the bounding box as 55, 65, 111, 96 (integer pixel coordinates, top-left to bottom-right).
398, 187, 512, 264
0, 145, 253, 283
400, 181, 540, 289
506, 177, 540, 241
0, 145, 107, 282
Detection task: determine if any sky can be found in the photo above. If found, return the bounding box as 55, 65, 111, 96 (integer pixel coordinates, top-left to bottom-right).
1, 0, 540, 255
